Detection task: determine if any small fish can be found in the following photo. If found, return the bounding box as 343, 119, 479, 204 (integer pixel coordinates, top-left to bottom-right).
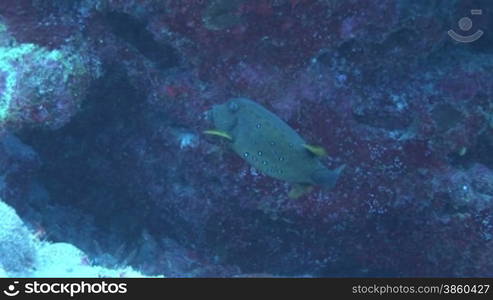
205, 98, 345, 197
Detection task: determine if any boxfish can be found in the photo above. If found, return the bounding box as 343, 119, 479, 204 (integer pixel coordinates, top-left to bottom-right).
205, 98, 345, 198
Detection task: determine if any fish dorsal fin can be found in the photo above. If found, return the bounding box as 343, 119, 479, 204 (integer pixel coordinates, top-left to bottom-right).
203, 129, 232, 140
302, 144, 327, 157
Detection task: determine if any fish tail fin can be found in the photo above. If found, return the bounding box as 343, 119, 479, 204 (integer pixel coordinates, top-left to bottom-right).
311, 164, 346, 189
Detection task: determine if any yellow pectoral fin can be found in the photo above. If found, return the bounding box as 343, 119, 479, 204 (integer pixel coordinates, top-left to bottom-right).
288, 184, 314, 199
203, 129, 232, 140
302, 144, 327, 157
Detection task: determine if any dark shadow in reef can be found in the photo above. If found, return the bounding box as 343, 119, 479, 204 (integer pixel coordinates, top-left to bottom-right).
449, 130, 493, 170
15, 64, 176, 266
105, 11, 180, 70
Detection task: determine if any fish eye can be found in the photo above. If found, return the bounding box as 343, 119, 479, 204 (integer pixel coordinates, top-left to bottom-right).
228, 101, 239, 112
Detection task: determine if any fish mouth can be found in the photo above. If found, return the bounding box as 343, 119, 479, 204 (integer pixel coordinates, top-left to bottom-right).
204, 108, 214, 121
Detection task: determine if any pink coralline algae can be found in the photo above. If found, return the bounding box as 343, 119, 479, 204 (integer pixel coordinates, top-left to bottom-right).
0, 0, 493, 277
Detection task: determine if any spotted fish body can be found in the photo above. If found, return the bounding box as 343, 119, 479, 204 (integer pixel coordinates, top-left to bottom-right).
209, 98, 344, 188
